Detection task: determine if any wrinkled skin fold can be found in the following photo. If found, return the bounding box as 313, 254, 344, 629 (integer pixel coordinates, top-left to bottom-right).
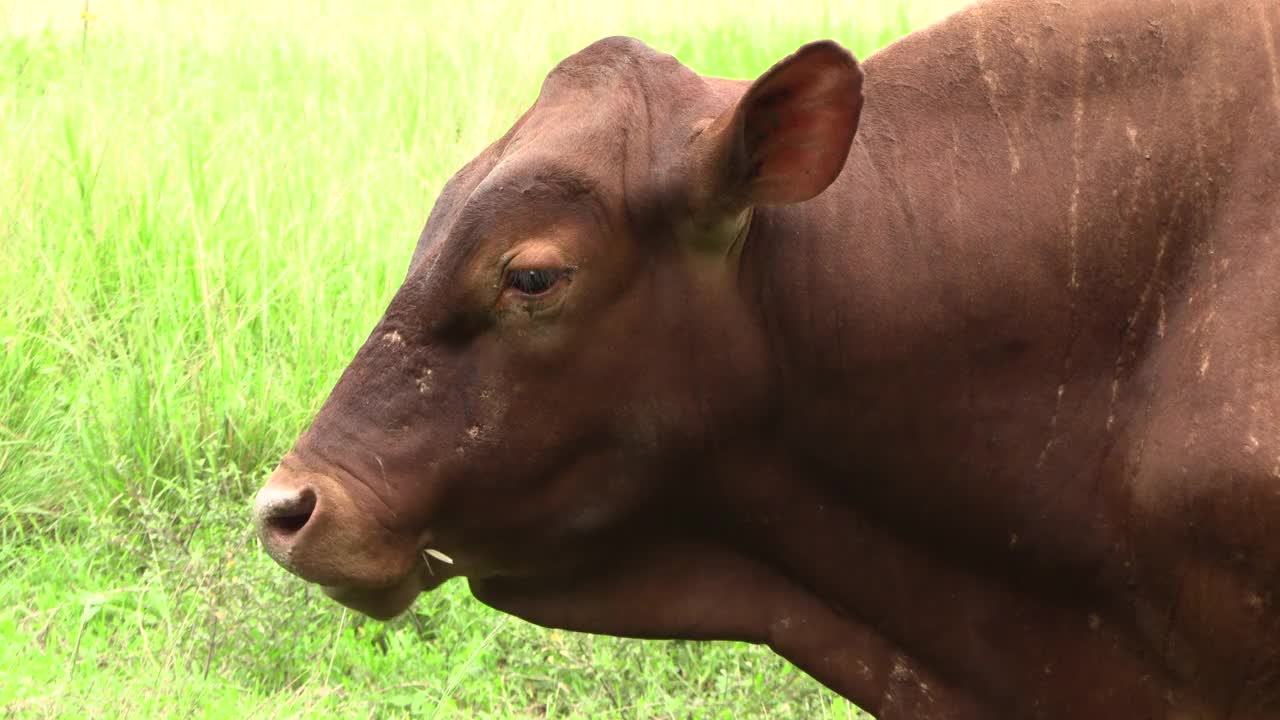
253, 0, 1280, 716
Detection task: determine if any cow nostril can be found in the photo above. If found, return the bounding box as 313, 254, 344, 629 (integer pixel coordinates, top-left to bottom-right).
259, 486, 317, 539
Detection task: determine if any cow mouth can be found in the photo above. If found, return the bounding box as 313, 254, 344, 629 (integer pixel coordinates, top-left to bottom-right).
321, 552, 455, 620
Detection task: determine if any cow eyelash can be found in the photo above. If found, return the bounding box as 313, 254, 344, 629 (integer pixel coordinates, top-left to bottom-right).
505, 268, 565, 295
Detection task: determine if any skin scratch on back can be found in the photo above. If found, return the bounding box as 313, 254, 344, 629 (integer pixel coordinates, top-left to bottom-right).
950, 122, 964, 216
1067, 38, 1086, 292
1191, 14, 1221, 361
1041, 34, 1089, 470
1108, 232, 1169, 430
1256, 4, 1280, 114
1037, 383, 1067, 469
973, 24, 1023, 174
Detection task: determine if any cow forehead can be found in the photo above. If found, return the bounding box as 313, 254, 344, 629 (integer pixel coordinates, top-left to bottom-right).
402, 168, 610, 310
418, 119, 629, 260
451, 164, 608, 250
540, 36, 686, 100
407, 37, 715, 278
473, 167, 598, 215
525, 36, 715, 163
407, 126, 618, 272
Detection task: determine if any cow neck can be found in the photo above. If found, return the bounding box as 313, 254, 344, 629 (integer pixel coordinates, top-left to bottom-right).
715, 3, 1217, 710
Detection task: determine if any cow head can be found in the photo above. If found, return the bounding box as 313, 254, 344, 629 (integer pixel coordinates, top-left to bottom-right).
253, 37, 862, 625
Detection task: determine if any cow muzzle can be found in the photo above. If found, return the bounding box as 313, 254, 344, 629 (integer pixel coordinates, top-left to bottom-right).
253, 457, 433, 618
254, 478, 318, 554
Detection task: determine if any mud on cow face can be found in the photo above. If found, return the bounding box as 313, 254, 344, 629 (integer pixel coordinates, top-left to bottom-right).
253, 37, 862, 620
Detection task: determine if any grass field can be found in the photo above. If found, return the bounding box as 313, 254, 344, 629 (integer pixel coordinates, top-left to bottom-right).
1, 1, 965, 717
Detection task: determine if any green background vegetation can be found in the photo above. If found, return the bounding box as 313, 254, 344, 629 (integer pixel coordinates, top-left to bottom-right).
1, 1, 961, 716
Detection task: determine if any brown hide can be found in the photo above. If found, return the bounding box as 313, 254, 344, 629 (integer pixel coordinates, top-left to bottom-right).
253, 0, 1280, 716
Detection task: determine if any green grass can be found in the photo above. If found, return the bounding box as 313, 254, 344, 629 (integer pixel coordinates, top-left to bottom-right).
1, 0, 960, 716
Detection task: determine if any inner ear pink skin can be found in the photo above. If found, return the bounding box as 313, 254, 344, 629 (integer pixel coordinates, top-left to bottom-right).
728, 40, 864, 207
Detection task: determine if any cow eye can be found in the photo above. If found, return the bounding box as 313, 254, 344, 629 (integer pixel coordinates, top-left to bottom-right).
506, 268, 564, 295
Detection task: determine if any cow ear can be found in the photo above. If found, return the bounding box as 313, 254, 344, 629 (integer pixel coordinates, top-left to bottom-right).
693, 41, 863, 216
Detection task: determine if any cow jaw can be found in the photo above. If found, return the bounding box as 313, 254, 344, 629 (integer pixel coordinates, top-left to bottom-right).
463, 534, 930, 713
321, 561, 447, 620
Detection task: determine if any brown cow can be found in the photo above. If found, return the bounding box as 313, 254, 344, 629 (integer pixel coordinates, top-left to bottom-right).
253, 0, 1280, 716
